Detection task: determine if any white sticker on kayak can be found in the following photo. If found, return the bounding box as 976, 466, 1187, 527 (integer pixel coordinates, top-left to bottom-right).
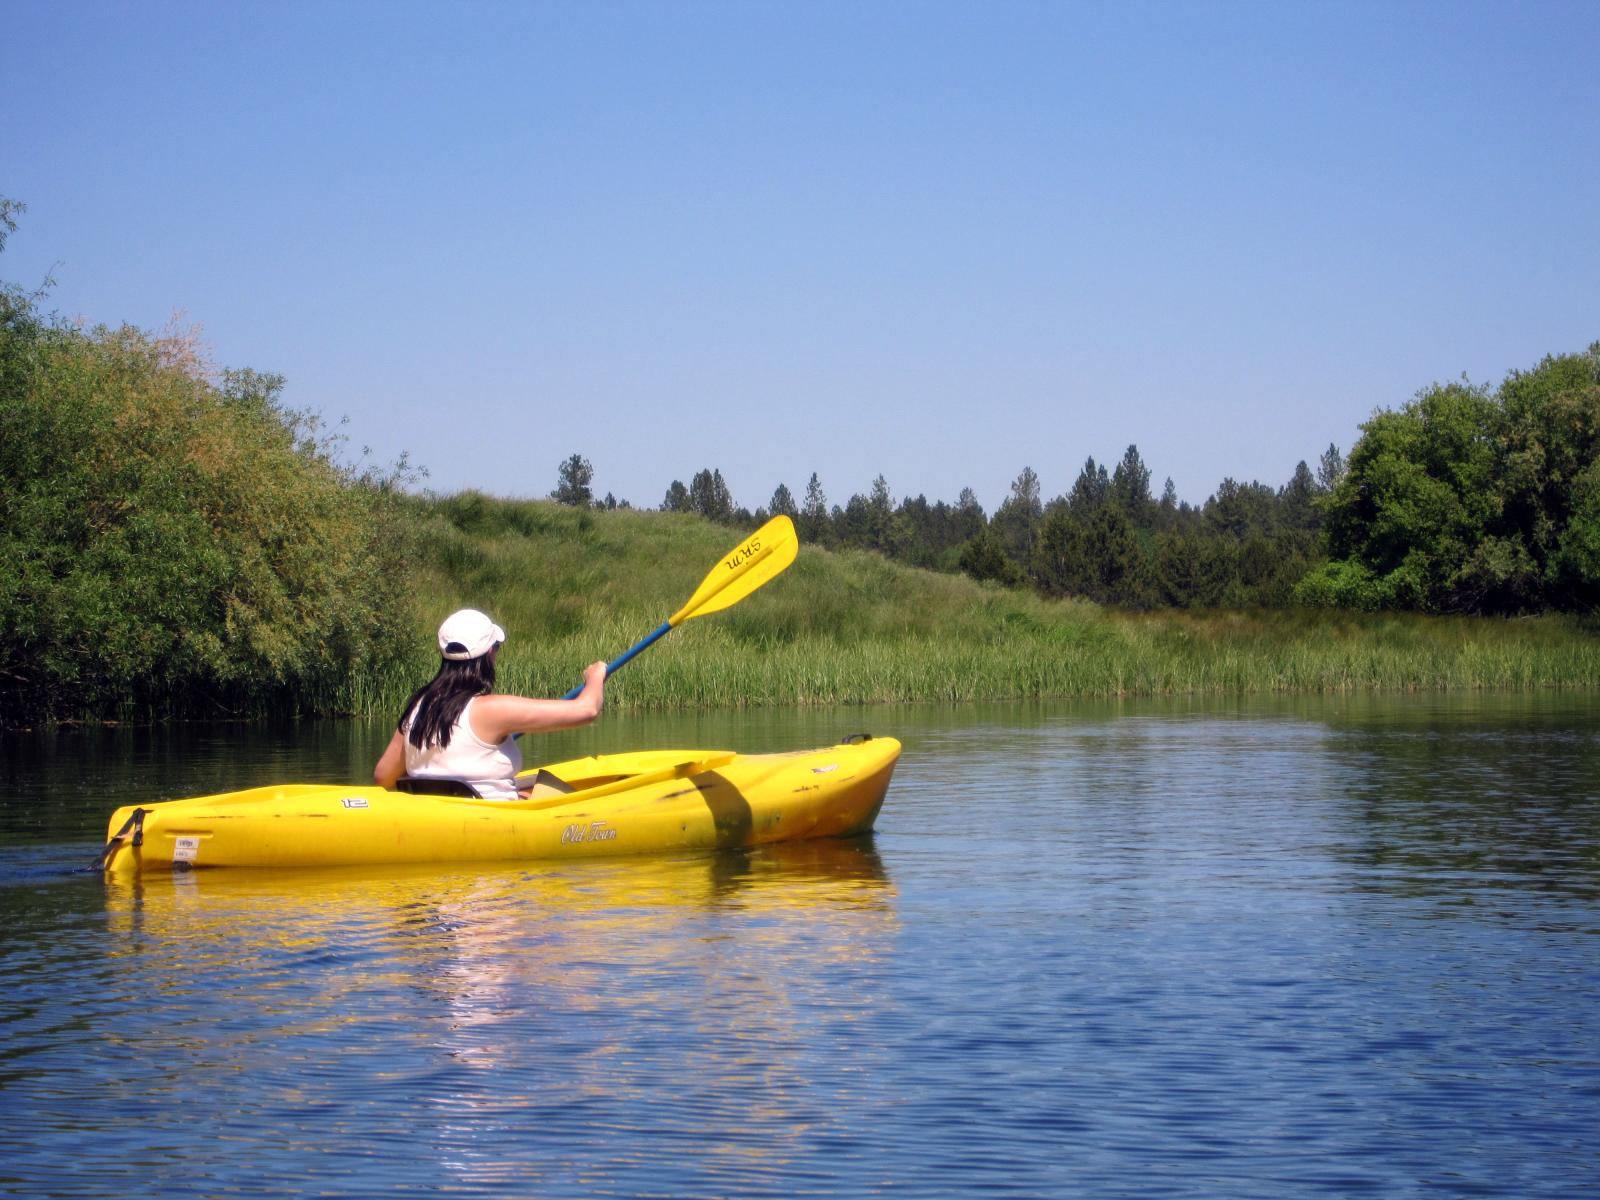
341, 797, 369, 809
173, 836, 201, 864
812, 764, 839, 774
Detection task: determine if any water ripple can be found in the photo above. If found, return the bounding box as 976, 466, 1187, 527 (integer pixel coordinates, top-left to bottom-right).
4, 698, 1600, 1196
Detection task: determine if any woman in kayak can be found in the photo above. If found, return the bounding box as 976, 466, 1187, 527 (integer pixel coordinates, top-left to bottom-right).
373, 608, 607, 800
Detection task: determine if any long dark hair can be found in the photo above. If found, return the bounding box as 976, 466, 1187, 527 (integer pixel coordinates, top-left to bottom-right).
398, 652, 498, 751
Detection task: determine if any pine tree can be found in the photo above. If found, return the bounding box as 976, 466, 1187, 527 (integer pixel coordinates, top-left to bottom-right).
1316, 443, 1346, 493
768, 482, 798, 518
1110, 444, 1152, 524
1067, 456, 1109, 515
689, 468, 735, 523
661, 480, 691, 513
800, 472, 829, 542
552, 454, 594, 507
992, 466, 1043, 563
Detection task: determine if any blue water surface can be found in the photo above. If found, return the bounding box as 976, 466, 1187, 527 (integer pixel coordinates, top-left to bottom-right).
2, 695, 1598, 1198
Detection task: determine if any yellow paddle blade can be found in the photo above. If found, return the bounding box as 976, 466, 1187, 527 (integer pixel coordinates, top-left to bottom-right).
667, 514, 798, 626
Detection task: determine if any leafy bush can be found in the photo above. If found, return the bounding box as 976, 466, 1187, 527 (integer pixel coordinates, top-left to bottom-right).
0, 301, 415, 725
1294, 559, 1391, 612
1317, 344, 1600, 614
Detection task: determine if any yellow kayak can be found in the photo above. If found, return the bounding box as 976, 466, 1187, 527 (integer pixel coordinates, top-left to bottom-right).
98, 736, 900, 875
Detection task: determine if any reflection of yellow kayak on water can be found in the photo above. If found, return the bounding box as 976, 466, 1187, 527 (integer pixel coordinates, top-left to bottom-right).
99, 737, 900, 875
102, 835, 895, 917
99, 839, 899, 1050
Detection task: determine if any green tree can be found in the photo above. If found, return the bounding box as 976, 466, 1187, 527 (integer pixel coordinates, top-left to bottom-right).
1281, 461, 1317, 531
1153, 527, 1203, 607
992, 466, 1042, 563
1205, 478, 1278, 540
958, 527, 1024, 587
952, 487, 987, 547
1306, 380, 1501, 611
1082, 505, 1150, 605
1494, 344, 1600, 608
1066, 456, 1109, 516
1316, 443, 1345, 493
799, 472, 830, 543
1033, 508, 1089, 597
768, 482, 798, 519
661, 479, 691, 513
0, 196, 22, 255
1109, 444, 1152, 524
0, 313, 411, 724
866, 474, 894, 552
689, 468, 735, 523
552, 454, 594, 506
1155, 477, 1180, 529
1553, 457, 1600, 600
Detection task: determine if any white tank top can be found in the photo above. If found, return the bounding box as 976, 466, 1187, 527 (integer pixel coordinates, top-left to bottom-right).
402, 696, 524, 800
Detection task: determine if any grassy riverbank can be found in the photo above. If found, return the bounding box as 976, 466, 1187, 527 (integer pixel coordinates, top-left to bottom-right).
342, 495, 1600, 717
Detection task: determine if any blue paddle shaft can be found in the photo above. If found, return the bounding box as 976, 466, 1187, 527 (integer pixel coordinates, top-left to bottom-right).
560, 620, 672, 700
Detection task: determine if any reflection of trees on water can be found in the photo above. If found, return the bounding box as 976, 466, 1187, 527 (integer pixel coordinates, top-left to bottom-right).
1324, 701, 1600, 906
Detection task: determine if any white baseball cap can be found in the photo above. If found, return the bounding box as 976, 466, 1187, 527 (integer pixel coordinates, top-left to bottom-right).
437, 609, 506, 660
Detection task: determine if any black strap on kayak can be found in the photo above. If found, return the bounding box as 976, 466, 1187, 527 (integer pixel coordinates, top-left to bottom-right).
92, 807, 147, 872
396, 776, 482, 798
842, 733, 874, 744
396, 770, 576, 799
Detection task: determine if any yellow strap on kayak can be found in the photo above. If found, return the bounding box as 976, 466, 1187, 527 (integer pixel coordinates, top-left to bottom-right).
475, 752, 739, 813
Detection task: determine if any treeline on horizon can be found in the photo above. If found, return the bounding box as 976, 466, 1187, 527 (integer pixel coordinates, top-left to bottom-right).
634, 447, 1339, 611
4, 192, 1599, 726
552, 334, 1600, 616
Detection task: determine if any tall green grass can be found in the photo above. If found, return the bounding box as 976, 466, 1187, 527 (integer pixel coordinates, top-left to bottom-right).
343, 495, 1600, 718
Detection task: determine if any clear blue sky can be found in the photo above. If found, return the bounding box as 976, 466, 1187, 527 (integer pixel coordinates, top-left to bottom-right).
5, 0, 1597, 512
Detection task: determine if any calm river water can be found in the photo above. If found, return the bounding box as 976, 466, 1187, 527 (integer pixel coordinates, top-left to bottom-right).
2, 695, 1598, 1198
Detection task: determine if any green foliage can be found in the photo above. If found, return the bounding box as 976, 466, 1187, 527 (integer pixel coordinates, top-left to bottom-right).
1318, 344, 1600, 614
705, 442, 1338, 612
383, 495, 1600, 712
799, 473, 830, 545
687, 467, 735, 523
991, 466, 1042, 562
1033, 508, 1089, 597
0, 197, 22, 255
661, 479, 691, 513
958, 528, 1024, 587
1109, 444, 1152, 523
1066, 456, 1109, 515
1294, 559, 1391, 612
768, 482, 797, 519
552, 453, 594, 506
0, 305, 413, 726
1155, 527, 1231, 608
700, 346, 1592, 617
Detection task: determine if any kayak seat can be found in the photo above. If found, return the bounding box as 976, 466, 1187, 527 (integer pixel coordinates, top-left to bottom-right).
396, 776, 483, 798
395, 769, 577, 800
